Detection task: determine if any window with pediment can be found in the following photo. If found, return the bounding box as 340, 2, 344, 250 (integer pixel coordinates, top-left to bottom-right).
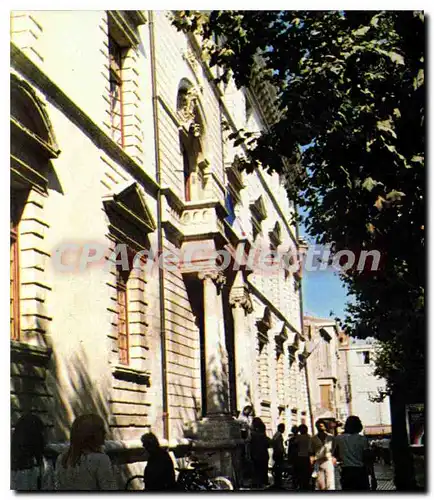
103, 181, 155, 367
10, 75, 59, 343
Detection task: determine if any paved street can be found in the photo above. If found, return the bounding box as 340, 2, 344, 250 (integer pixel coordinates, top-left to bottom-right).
373, 463, 395, 491
246, 462, 396, 491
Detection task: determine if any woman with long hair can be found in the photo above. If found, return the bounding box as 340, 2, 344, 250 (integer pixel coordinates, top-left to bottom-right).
11, 413, 54, 490
55, 414, 116, 490
249, 417, 270, 488
334, 415, 373, 491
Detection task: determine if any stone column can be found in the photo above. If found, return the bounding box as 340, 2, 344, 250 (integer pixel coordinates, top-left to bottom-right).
230, 289, 253, 415
198, 270, 229, 416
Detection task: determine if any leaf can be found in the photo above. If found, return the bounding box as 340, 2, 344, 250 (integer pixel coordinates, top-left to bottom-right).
366, 222, 376, 233
362, 177, 378, 192
353, 26, 370, 37
413, 68, 424, 90
377, 119, 397, 139
411, 155, 424, 164
374, 196, 387, 210
386, 190, 406, 201
370, 13, 382, 27
387, 51, 405, 65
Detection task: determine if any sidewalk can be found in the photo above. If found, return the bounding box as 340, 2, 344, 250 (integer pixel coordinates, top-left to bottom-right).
240, 462, 396, 491
374, 463, 395, 491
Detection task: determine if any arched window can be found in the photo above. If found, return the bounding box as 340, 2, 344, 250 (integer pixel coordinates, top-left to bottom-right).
177, 83, 207, 202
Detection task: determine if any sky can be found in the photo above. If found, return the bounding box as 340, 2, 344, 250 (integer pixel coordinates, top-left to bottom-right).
298, 211, 353, 322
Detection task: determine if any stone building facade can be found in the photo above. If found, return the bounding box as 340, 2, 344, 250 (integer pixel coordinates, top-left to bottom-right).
10, 10, 311, 478
340, 337, 392, 436
303, 316, 350, 429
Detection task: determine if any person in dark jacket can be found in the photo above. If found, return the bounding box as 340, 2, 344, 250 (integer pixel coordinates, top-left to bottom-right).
293, 424, 313, 491
141, 433, 176, 491
249, 417, 270, 488
271, 423, 286, 488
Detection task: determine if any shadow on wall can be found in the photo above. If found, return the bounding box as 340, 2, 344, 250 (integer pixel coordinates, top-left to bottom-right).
11, 340, 139, 488
210, 351, 230, 416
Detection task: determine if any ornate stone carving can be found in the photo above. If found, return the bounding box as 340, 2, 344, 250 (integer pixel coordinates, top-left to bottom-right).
229, 289, 253, 313
178, 87, 201, 132
182, 48, 204, 92
198, 270, 226, 290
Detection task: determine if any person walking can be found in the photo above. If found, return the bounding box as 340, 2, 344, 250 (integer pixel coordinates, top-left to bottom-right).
11, 414, 54, 490
249, 417, 270, 488
311, 419, 336, 490
286, 425, 299, 489
141, 432, 176, 491
293, 424, 313, 491
271, 423, 286, 488
334, 415, 373, 491
55, 414, 117, 490
238, 405, 255, 487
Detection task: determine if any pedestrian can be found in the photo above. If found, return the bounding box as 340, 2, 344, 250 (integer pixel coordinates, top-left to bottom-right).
238, 405, 255, 487
287, 425, 299, 488
293, 424, 313, 491
249, 417, 270, 488
239, 405, 254, 434
141, 432, 176, 490
55, 414, 117, 490
334, 415, 373, 491
287, 425, 299, 462
311, 419, 336, 490
11, 413, 54, 490
271, 423, 286, 488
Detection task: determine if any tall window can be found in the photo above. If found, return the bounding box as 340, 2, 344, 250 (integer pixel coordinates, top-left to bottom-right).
320, 384, 332, 410
182, 144, 192, 202
108, 35, 124, 147
10, 222, 20, 341
116, 267, 129, 365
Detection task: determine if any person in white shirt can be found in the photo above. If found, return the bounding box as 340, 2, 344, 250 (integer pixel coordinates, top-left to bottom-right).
311, 419, 336, 490
334, 415, 372, 491
55, 414, 117, 490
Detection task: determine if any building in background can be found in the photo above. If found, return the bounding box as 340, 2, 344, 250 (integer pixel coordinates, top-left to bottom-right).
304, 315, 391, 437
10, 10, 310, 482
340, 337, 392, 437
303, 316, 350, 431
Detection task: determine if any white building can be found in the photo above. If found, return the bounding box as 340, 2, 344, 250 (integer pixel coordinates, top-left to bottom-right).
304, 316, 350, 429
340, 337, 391, 436
10, 10, 311, 482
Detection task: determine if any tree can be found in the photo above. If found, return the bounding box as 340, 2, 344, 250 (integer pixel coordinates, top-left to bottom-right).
172, 9, 425, 395
172, 11, 425, 489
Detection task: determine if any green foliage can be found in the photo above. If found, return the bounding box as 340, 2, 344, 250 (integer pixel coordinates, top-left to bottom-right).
172, 11, 425, 395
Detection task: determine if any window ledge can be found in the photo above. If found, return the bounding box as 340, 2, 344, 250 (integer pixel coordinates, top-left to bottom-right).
10, 340, 52, 365
112, 364, 150, 386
